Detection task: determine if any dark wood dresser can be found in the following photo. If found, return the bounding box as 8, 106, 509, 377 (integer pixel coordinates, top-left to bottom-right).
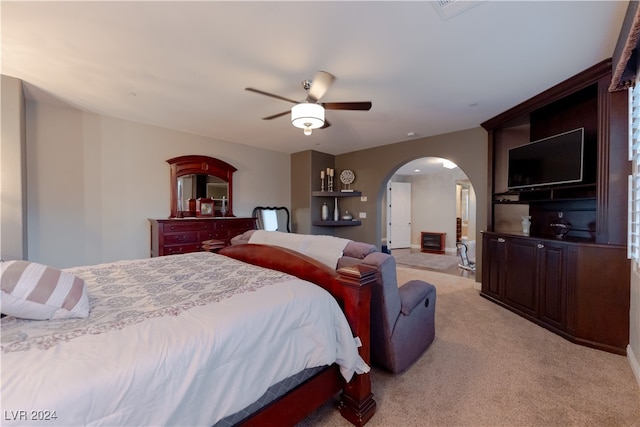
149, 217, 255, 257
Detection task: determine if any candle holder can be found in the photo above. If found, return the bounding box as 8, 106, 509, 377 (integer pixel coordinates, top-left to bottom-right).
321, 177, 325, 192
328, 176, 334, 192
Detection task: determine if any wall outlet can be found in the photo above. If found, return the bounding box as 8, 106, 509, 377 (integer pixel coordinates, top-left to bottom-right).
359, 212, 367, 219
360, 196, 367, 202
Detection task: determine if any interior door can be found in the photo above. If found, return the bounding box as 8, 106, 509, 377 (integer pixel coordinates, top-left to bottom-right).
387, 182, 412, 249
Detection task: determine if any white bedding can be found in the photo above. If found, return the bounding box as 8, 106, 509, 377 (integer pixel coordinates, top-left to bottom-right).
248, 230, 350, 269
1, 252, 368, 426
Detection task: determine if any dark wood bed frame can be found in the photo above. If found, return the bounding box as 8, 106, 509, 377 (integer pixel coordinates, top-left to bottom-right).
218, 244, 377, 426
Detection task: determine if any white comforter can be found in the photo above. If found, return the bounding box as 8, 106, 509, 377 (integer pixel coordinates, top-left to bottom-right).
248, 230, 350, 269
1, 252, 368, 426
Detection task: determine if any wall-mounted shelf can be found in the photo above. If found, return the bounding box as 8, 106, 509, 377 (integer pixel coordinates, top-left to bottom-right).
312, 191, 362, 197
493, 184, 597, 205
313, 220, 362, 227
312, 191, 362, 228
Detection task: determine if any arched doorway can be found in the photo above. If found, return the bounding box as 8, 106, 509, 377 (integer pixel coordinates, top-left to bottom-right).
381, 157, 477, 259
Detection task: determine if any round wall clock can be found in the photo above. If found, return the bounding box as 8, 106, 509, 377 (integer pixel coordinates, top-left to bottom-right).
340, 169, 355, 185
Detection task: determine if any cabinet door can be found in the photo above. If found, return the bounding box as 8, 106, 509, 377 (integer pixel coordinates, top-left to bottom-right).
504, 237, 538, 317
537, 242, 566, 329
482, 234, 507, 299
573, 245, 630, 352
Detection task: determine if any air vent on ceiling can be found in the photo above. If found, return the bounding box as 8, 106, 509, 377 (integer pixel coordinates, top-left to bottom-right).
432, 0, 484, 21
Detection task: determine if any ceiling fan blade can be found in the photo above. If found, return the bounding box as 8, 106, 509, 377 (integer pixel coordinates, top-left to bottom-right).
322, 101, 372, 111
262, 110, 290, 120
245, 88, 298, 104
306, 71, 335, 102
321, 119, 331, 129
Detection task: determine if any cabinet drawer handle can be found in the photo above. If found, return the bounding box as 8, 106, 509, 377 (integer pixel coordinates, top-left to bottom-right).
537, 243, 545, 249
497, 238, 505, 243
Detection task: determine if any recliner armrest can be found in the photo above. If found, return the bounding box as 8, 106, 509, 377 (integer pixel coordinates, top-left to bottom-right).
399, 280, 435, 315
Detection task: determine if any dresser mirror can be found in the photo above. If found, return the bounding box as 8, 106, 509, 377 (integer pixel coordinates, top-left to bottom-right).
167, 155, 236, 218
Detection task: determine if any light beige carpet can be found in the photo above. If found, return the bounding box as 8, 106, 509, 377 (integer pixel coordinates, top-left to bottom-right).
298, 267, 640, 426
391, 249, 461, 271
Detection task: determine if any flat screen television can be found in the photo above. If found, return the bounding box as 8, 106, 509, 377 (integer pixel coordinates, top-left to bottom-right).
507, 128, 586, 190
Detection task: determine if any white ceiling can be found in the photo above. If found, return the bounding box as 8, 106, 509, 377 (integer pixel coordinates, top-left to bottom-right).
1, 1, 629, 155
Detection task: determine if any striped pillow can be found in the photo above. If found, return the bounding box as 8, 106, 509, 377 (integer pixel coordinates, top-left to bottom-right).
0, 260, 89, 320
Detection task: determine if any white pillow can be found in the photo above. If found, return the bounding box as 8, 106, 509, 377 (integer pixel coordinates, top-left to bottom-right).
1, 260, 89, 320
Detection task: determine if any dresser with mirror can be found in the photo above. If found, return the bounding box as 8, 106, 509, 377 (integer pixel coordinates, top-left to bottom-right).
149, 155, 256, 257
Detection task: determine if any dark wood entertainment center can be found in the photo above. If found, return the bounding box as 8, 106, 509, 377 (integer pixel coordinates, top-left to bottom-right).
481, 59, 630, 355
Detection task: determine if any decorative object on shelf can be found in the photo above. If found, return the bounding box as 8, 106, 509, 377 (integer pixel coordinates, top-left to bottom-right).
340, 169, 355, 192
320, 170, 325, 191
342, 211, 353, 221
521, 216, 531, 235
311, 190, 362, 227
220, 196, 227, 217
196, 197, 214, 217
326, 168, 334, 192
321, 202, 329, 221
550, 212, 571, 239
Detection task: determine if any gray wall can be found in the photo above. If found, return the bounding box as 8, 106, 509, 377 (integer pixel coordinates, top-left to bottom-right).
333, 127, 488, 278
0, 75, 27, 261
291, 150, 335, 234
4, 81, 291, 268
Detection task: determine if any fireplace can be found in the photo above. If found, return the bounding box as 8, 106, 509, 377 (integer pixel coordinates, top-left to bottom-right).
420, 232, 446, 254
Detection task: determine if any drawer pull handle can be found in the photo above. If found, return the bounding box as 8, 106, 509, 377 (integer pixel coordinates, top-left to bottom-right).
537, 243, 545, 249
497, 238, 505, 243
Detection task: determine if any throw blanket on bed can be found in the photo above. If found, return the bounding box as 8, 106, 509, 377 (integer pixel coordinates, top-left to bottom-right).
1, 252, 368, 426
249, 230, 350, 269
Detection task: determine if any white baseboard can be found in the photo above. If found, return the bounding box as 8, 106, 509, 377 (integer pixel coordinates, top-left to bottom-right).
628, 345, 640, 389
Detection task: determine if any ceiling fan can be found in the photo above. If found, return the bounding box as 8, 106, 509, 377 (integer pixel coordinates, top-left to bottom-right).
245, 71, 372, 135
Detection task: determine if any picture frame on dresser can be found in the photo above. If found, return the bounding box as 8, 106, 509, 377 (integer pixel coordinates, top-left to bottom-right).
196, 197, 214, 217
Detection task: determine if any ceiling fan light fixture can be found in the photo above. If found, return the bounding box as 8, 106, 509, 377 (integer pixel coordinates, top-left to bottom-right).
291, 102, 324, 131
303, 127, 313, 136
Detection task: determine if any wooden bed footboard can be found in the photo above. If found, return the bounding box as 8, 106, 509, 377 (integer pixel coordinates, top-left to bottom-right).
218, 244, 377, 426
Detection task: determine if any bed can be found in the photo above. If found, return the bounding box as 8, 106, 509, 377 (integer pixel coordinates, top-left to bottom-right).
0, 244, 377, 426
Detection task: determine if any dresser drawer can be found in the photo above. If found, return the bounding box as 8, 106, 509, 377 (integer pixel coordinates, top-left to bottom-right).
199, 230, 227, 240
150, 218, 255, 257
163, 231, 200, 245
164, 221, 212, 232
162, 244, 202, 255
